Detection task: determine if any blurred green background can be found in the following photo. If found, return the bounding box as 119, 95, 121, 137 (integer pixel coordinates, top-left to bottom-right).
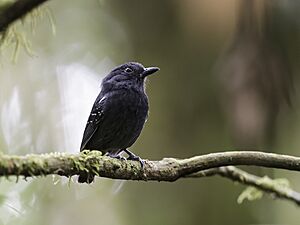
0, 0, 299, 224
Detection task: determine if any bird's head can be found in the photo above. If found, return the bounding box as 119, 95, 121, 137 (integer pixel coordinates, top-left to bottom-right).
102, 62, 159, 92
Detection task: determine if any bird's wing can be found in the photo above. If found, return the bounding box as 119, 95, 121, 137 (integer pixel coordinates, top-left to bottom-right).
80, 95, 107, 151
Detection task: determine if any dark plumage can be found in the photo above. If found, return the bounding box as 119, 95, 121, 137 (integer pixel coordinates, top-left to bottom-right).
78, 62, 159, 183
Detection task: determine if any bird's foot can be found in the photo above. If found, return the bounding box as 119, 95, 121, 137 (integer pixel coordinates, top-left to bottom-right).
123, 149, 145, 168
107, 152, 127, 161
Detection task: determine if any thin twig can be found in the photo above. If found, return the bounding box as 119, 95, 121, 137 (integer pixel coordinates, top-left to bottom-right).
187, 166, 300, 205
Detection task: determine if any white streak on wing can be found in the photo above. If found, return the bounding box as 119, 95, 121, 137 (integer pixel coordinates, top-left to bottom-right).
98, 96, 106, 104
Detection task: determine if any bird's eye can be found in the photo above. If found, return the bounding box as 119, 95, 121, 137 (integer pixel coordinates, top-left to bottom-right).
124, 67, 133, 74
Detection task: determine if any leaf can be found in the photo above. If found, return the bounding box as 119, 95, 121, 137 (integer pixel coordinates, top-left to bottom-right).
237, 186, 263, 204
237, 176, 292, 204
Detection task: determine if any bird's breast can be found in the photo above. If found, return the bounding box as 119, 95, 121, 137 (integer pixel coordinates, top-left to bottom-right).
119, 90, 148, 123
97, 88, 148, 149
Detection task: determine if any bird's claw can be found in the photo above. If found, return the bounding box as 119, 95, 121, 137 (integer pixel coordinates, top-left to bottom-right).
123, 149, 145, 168
107, 150, 145, 168
107, 152, 127, 161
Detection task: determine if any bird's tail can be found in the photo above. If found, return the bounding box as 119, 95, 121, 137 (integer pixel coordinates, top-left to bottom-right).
78, 173, 94, 184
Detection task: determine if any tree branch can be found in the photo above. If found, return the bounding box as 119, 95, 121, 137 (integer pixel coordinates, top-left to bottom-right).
1, 151, 300, 180
187, 166, 300, 205
0, 0, 49, 32
1, 150, 300, 205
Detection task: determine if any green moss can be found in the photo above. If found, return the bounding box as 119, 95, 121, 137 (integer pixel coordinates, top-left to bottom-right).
0, 150, 142, 180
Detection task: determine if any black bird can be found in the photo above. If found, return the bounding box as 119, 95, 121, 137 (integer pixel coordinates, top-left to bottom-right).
78, 62, 159, 183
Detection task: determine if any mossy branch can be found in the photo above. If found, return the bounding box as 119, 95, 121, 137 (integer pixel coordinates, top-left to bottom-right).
1, 150, 300, 205
187, 166, 300, 205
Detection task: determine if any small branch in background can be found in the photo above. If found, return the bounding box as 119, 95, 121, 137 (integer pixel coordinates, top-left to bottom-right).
187, 166, 300, 206
1, 150, 300, 205
0, 0, 49, 32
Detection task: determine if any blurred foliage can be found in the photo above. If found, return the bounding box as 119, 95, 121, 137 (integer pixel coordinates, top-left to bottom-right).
0, 4, 55, 62
0, 0, 299, 224
0, 0, 16, 10
218, 0, 295, 148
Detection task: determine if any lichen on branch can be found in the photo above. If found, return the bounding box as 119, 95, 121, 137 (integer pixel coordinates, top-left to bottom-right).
1, 150, 300, 205
1, 150, 300, 180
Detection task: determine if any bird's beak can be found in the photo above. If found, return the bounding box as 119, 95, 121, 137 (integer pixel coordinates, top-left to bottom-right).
141, 67, 160, 78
